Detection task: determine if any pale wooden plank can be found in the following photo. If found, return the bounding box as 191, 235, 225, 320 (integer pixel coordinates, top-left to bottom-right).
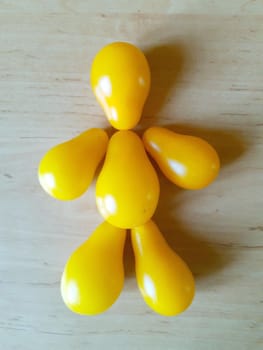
1, 1, 263, 349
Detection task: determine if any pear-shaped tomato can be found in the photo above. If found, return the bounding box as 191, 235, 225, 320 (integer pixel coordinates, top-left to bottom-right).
61, 221, 126, 315
38, 128, 108, 200
131, 220, 195, 316
91, 42, 150, 130
143, 127, 220, 190
96, 131, 160, 228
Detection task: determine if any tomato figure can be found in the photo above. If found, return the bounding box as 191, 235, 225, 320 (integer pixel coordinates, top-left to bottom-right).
39, 42, 221, 317
143, 127, 220, 190
91, 42, 150, 130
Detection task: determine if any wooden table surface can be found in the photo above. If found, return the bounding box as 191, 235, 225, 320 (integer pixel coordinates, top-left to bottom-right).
1, 1, 263, 349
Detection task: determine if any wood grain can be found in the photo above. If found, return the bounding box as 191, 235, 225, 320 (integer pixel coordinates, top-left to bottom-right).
0, 1, 263, 349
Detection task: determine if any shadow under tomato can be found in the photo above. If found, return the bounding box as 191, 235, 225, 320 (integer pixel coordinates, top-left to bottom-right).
164, 124, 246, 167
152, 175, 226, 283
124, 41, 248, 281
154, 124, 247, 279
134, 43, 186, 131
142, 43, 185, 120
123, 232, 135, 278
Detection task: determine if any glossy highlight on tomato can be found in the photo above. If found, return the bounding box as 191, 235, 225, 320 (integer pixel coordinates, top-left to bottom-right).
96, 130, 160, 229
38, 128, 108, 200
143, 127, 220, 190
61, 221, 126, 315
131, 220, 195, 316
91, 42, 151, 130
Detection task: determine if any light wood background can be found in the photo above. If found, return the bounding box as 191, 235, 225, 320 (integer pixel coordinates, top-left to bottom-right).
1, 1, 263, 349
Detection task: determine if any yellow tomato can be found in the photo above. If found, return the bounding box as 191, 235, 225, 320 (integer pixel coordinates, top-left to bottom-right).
131, 220, 195, 316
90, 42, 150, 130
38, 128, 108, 200
61, 221, 126, 315
96, 130, 160, 228
143, 127, 220, 190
